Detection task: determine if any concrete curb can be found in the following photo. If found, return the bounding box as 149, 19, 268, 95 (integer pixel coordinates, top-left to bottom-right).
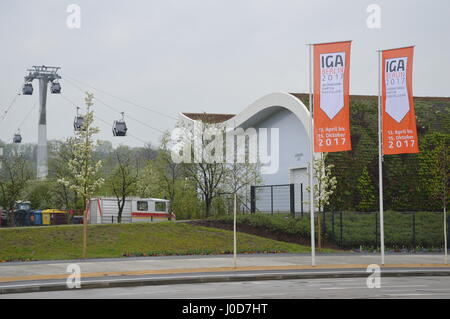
1, 268, 450, 295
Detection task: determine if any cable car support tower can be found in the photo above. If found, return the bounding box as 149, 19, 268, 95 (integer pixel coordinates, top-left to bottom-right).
23, 65, 61, 179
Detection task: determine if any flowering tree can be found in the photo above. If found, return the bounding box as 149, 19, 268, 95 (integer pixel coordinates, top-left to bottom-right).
307, 152, 337, 248
58, 93, 104, 258
223, 158, 262, 214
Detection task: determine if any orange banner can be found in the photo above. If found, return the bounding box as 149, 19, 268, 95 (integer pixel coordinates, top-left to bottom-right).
382, 46, 419, 154
313, 41, 352, 152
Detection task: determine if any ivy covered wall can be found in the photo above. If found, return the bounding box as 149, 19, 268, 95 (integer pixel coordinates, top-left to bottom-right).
293, 94, 450, 212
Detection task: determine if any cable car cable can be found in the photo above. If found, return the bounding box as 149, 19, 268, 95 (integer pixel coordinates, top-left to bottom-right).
60, 94, 148, 144
0, 88, 22, 123
63, 78, 163, 133
59, 94, 151, 145
17, 101, 38, 130
63, 79, 165, 134
63, 74, 177, 121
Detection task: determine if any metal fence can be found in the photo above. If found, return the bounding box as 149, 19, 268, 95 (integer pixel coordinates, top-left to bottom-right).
250, 183, 308, 217
319, 211, 450, 249
249, 183, 448, 249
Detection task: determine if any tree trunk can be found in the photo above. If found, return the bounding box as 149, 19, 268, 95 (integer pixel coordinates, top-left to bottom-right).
7, 212, 14, 227
205, 195, 212, 218
83, 212, 87, 258
118, 199, 124, 223
82, 200, 87, 259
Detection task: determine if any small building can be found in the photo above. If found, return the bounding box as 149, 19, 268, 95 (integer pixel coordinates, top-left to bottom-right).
88, 197, 174, 224
179, 92, 313, 213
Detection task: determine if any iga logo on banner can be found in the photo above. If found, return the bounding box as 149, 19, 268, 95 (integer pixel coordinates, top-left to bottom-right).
313, 41, 352, 153
320, 52, 345, 120
381, 46, 418, 155
385, 57, 409, 123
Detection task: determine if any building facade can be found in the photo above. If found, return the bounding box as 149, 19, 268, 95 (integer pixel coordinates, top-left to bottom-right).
179, 92, 314, 213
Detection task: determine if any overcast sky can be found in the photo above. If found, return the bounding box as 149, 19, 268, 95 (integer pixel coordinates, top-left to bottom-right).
0, 0, 449, 147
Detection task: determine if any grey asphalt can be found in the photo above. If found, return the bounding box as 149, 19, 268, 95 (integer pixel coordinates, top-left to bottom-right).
3, 276, 450, 299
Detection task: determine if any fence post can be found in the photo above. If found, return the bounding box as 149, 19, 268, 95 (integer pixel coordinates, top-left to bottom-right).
340, 211, 343, 248
250, 186, 255, 214
290, 184, 295, 218
300, 183, 304, 218
412, 212, 416, 250
271, 186, 274, 215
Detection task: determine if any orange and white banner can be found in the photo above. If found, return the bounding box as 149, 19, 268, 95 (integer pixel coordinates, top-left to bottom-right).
313, 41, 352, 152
382, 46, 419, 154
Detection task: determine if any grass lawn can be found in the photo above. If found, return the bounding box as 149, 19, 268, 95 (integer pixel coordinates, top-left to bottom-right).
0, 222, 326, 262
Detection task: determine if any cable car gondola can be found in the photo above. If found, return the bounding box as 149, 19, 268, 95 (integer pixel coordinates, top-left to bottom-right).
50, 81, 61, 94
113, 112, 127, 137
13, 130, 22, 144
22, 83, 33, 95
73, 107, 85, 131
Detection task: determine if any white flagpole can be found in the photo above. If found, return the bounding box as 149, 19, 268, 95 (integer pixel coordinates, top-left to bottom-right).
444, 208, 448, 264
233, 193, 237, 269
444, 138, 448, 264
378, 50, 385, 265
308, 44, 316, 267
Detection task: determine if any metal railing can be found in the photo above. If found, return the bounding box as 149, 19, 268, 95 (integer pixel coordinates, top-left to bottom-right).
250, 183, 305, 217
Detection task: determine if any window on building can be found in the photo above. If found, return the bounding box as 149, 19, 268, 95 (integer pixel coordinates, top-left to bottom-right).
137, 201, 148, 211
155, 201, 166, 212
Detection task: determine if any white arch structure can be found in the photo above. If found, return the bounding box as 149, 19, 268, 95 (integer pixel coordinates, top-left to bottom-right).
179, 92, 312, 138
222, 92, 311, 138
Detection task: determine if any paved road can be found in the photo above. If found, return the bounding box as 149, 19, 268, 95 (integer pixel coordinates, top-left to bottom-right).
2, 266, 447, 292
3, 276, 450, 299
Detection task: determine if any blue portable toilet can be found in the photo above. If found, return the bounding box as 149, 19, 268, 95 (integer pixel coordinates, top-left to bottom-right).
33, 210, 42, 226
23, 211, 31, 226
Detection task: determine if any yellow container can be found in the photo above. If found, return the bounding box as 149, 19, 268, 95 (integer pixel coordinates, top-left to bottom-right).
41, 209, 66, 225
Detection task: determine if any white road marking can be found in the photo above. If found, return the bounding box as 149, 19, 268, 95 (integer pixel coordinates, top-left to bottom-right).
359, 285, 428, 289
194, 295, 253, 299
414, 288, 450, 292
384, 293, 434, 297
113, 289, 184, 296
320, 285, 427, 290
